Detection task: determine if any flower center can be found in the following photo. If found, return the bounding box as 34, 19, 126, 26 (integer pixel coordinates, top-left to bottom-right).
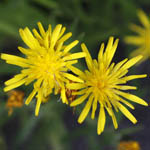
35, 52, 63, 79
90, 75, 107, 92
97, 81, 105, 89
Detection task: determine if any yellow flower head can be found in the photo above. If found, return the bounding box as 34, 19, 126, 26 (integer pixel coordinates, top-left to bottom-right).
1, 22, 86, 116
6, 90, 24, 116
124, 10, 150, 64
118, 141, 140, 150
67, 37, 148, 135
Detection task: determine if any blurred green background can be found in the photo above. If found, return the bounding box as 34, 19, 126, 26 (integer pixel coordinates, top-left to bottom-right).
0, 0, 150, 150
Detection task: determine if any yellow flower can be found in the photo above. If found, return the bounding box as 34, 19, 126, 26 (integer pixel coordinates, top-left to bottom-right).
6, 90, 24, 116
118, 141, 140, 150
1, 22, 86, 116
124, 10, 150, 64
67, 37, 148, 135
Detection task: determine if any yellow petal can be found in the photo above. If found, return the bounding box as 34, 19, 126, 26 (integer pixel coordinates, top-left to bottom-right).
111, 59, 128, 76
98, 43, 104, 63
65, 60, 78, 66
115, 90, 148, 106
19, 29, 35, 49
61, 87, 67, 103
129, 23, 145, 35
5, 74, 26, 86
20, 27, 40, 49
58, 27, 66, 39
64, 40, 79, 53
25, 89, 37, 105
58, 32, 72, 43
138, 10, 150, 28
124, 36, 144, 45
56, 42, 63, 52
24, 27, 39, 46
18, 47, 31, 55
66, 83, 86, 90
63, 52, 86, 61
91, 97, 98, 119
119, 98, 135, 109
78, 94, 94, 123
50, 24, 62, 49
106, 106, 118, 129
70, 93, 90, 106
63, 73, 84, 83
44, 32, 50, 49
67, 65, 84, 77
105, 107, 112, 116
105, 36, 114, 55
122, 74, 147, 81
35, 91, 42, 116
4, 79, 26, 92
117, 102, 137, 124
97, 106, 106, 135
72, 88, 87, 95
32, 28, 42, 40
1, 53, 28, 64
48, 24, 52, 37
122, 55, 143, 70
81, 43, 93, 71
106, 38, 119, 67
111, 110, 118, 129
115, 85, 137, 90
37, 22, 46, 37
